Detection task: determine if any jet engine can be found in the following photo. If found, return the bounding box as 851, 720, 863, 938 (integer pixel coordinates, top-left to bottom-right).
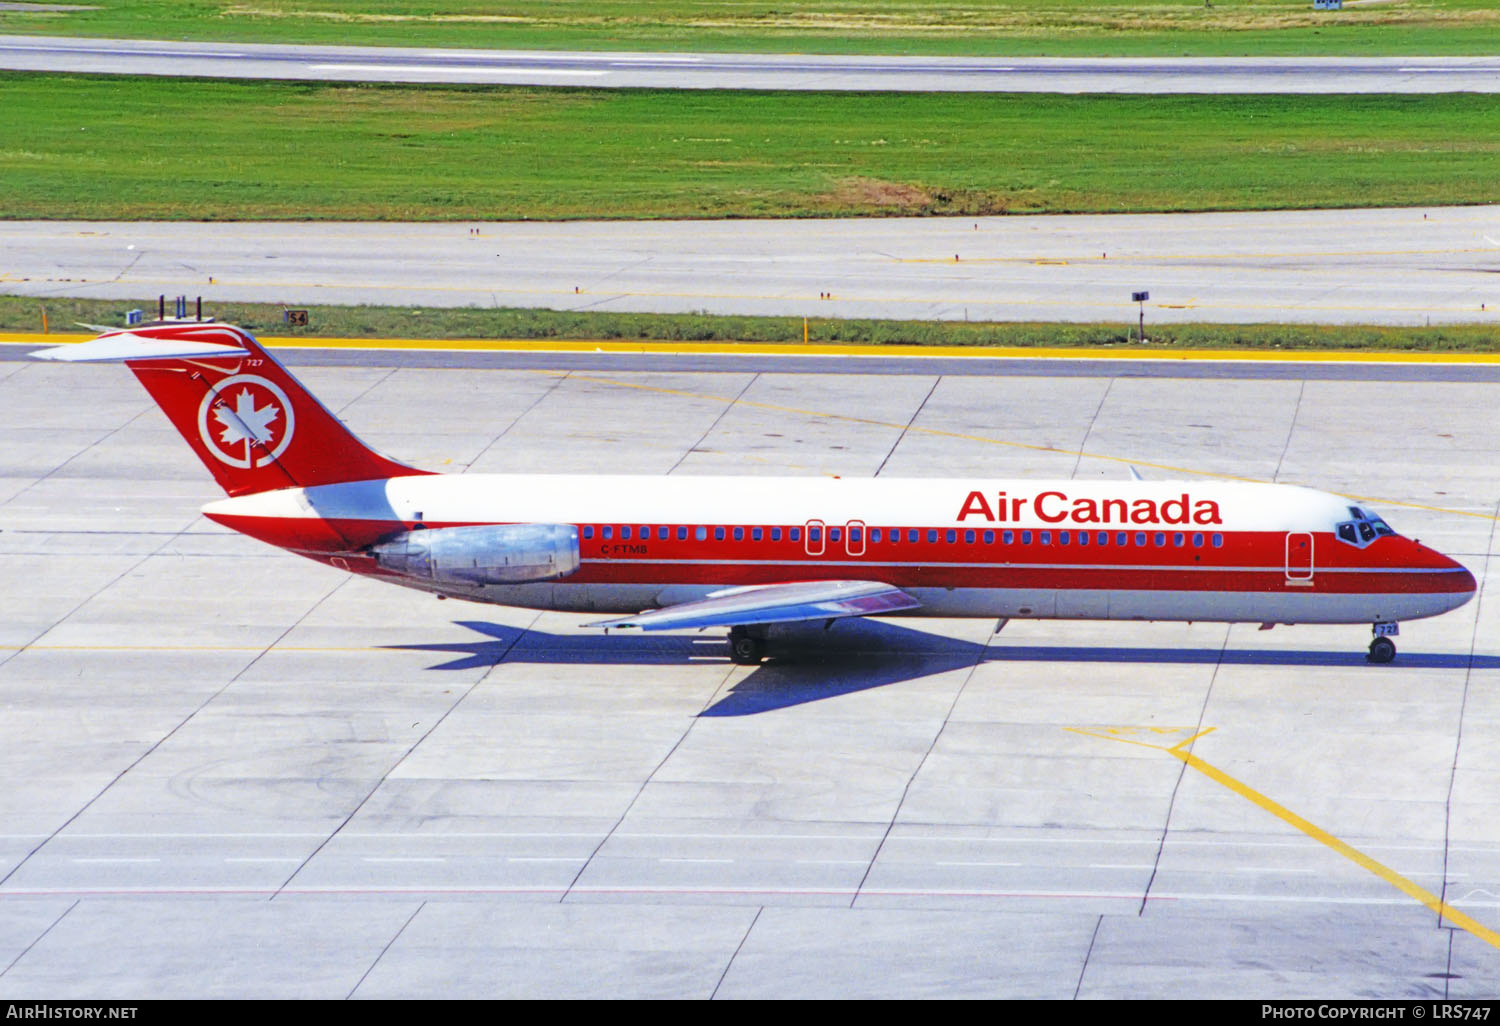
371, 523, 580, 586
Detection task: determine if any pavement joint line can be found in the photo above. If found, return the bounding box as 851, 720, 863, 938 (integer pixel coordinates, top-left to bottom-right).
851, 635, 989, 909
875, 372, 942, 479
271, 607, 542, 899
1139, 634, 1230, 915
11, 884, 1496, 903
10, 334, 1500, 364
350, 901, 426, 1002
1438, 496, 1500, 932
0, 540, 335, 889
560, 652, 740, 904
1, 899, 76, 980
0, 885, 1176, 900
712, 906, 762, 1001
7, 830, 1491, 852
1068, 726, 1500, 953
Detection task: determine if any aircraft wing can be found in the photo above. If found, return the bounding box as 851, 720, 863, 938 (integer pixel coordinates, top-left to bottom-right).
585, 580, 920, 631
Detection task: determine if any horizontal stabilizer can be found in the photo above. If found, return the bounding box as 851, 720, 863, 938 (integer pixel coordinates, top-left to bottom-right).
586, 579, 920, 631
31, 332, 249, 363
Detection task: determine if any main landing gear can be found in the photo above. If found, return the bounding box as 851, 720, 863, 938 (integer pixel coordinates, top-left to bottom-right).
728, 626, 767, 666
1366, 622, 1399, 665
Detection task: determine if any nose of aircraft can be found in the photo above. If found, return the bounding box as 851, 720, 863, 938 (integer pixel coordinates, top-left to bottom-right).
1434, 547, 1478, 608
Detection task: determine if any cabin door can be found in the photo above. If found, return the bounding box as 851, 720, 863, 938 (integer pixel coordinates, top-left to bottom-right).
804, 519, 825, 556
1285, 532, 1314, 583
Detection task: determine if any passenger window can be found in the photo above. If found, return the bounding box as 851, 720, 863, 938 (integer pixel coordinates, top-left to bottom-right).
1097, 532, 1108, 546
620, 526, 631, 540
1003, 531, 1014, 545
830, 528, 842, 543
639, 525, 648, 538
791, 528, 802, 542
714, 527, 725, 541
928, 530, 938, 543
753, 527, 763, 541
908, 529, 919, 543
1078, 532, 1088, 546
1022, 531, 1033, 544
1040, 531, 1051, 545
871, 529, 882, 543
1193, 533, 1204, 547
695, 526, 706, 541
677, 526, 688, 540
1173, 533, 1184, 547
983, 530, 994, 545
733, 527, 744, 541
890, 529, 900, 545
964, 530, 975, 544
658, 526, 668, 540
809, 527, 821, 542
603, 526, 614, 540
583, 526, 594, 539
1212, 533, 1224, 547
1135, 533, 1147, 547
1155, 533, 1166, 547
850, 528, 862, 543
1117, 533, 1128, 547
771, 527, 781, 541
1059, 531, 1070, 545
946, 530, 956, 543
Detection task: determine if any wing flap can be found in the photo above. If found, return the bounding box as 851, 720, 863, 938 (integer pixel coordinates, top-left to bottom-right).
586, 579, 920, 631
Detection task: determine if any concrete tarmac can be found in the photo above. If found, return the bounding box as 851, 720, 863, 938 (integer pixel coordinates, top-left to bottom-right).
5, 207, 1500, 326
5, 35, 1500, 93
1, 348, 1498, 997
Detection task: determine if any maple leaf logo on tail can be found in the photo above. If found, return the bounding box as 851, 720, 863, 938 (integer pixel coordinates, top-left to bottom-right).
214, 388, 280, 447
195, 375, 296, 469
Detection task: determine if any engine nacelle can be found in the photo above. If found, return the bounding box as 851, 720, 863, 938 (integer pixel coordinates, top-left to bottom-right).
371, 523, 580, 586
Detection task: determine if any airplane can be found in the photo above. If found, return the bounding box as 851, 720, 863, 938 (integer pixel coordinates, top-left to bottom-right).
32, 321, 1477, 666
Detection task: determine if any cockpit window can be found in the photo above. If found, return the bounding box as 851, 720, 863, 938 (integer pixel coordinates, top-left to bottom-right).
1335, 510, 1397, 548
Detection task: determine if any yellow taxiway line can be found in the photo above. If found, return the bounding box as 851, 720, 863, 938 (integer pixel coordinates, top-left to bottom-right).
5, 331, 1500, 364
1069, 726, 1500, 952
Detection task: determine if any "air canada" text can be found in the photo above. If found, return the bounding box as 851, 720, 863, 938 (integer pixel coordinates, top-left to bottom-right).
957, 490, 1223, 526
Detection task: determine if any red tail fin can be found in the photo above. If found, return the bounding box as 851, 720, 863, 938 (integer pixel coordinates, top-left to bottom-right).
34, 323, 430, 496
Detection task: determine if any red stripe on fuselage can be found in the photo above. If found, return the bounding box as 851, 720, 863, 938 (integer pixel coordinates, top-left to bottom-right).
203, 513, 1471, 597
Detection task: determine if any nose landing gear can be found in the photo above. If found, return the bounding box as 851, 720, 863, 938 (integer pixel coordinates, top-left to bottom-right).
1367, 623, 1399, 664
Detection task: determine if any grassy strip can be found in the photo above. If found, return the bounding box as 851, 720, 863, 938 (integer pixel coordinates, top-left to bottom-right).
4, 75, 1500, 220
2, 0, 1498, 57
6, 295, 1497, 352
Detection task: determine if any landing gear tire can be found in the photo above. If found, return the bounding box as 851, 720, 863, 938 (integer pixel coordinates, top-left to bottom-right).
1367, 636, 1397, 665
728, 627, 766, 666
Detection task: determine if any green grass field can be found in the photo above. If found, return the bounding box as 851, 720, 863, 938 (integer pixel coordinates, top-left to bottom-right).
4, 74, 1499, 220
2, 0, 1498, 57
5, 296, 1495, 351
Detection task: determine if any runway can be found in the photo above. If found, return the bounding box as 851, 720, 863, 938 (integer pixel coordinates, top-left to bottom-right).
1, 348, 1498, 996
5, 34, 1500, 93
5, 207, 1500, 326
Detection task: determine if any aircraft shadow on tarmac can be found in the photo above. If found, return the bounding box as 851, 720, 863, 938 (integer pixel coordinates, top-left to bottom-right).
384, 619, 1500, 717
